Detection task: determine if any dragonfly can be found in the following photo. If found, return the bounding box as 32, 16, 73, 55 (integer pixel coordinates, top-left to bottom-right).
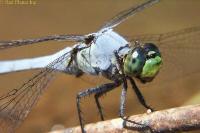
0, 0, 200, 132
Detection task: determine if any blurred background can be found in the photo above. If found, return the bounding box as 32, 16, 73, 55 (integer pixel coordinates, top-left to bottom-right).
0, 0, 200, 133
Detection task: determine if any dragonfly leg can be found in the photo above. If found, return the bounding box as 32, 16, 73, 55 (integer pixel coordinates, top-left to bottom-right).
119, 78, 128, 119
94, 93, 104, 121
119, 79, 152, 131
127, 76, 154, 111
94, 81, 121, 121
76, 81, 121, 133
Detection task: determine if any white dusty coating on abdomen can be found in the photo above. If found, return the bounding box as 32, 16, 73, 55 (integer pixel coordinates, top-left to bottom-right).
0, 47, 73, 74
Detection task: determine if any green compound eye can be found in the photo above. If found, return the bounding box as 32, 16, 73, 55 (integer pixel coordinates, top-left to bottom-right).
124, 47, 146, 77
124, 43, 162, 83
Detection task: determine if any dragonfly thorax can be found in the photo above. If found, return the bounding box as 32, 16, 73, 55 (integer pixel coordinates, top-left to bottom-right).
123, 43, 162, 83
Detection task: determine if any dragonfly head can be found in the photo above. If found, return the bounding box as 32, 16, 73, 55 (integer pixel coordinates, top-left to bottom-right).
123, 43, 162, 83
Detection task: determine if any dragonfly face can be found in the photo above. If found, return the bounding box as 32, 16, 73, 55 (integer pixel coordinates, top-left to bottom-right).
124, 43, 162, 83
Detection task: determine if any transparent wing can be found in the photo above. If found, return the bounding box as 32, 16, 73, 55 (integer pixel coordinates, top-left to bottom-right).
0, 49, 72, 132
0, 34, 86, 50
100, 0, 160, 30
129, 26, 200, 84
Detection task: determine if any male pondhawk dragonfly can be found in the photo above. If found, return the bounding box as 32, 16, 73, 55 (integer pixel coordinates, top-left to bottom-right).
0, 0, 200, 132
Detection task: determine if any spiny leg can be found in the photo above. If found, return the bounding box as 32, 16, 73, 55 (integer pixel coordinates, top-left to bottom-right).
128, 76, 154, 111
119, 77, 154, 132
119, 79, 149, 130
119, 79, 128, 119
76, 81, 121, 133
94, 93, 105, 121
118, 78, 140, 120
94, 81, 121, 121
